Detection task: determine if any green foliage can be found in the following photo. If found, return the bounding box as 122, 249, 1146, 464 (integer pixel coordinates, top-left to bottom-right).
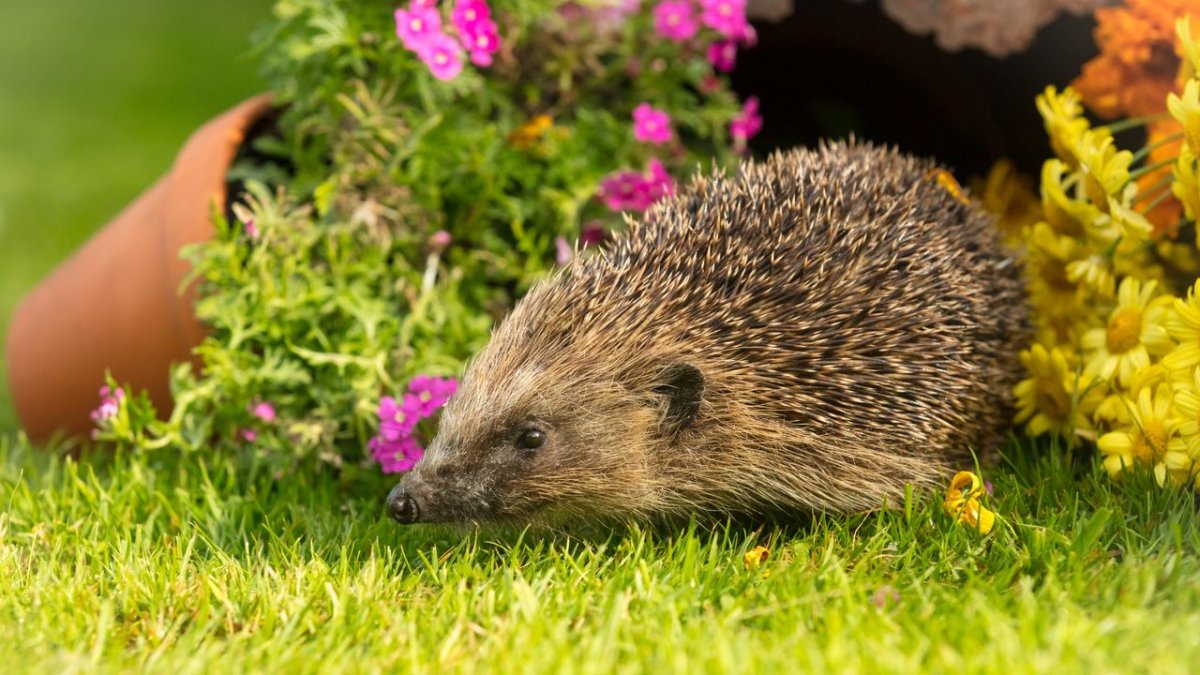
105, 0, 748, 467
2, 435, 1199, 672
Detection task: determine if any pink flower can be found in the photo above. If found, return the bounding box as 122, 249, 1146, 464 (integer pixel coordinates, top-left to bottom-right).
645, 158, 676, 197
377, 395, 418, 441
369, 375, 459, 474
653, 0, 699, 42
597, 159, 676, 212
556, 223, 611, 266
632, 103, 673, 145
699, 0, 747, 38
427, 229, 452, 252
451, 0, 500, 68
730, 96, 762, 148
418, 32, 466, 81
244, 218, 260, 239
581, 221, 610, 247
737, 21, 757, 47
252, 401, 277, 423
90, 385, 125, 424
408, 375, 458, 416
241, 429, 258, 443
464, 22, 500, 67
555, 237, 573, 267
451, 0, 491, 28
707, 39, 737, 72
395, 3, 443, 51
598, 170, 653, 211
369, 435, 425, 474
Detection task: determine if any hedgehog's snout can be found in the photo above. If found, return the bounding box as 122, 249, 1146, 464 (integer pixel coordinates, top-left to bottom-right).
386, 483, 420, 524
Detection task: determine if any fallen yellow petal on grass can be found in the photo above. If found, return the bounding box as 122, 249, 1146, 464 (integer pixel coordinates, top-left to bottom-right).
943, 471, 997, 534
743, 546, 769, 570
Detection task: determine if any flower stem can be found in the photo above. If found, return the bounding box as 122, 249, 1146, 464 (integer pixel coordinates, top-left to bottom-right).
1101, 113, 1171, 134
1131, 132, 1184, 164
1129, 157, 1177, 180
1134, 174, 1175, 204
1141, 187, 1175, 215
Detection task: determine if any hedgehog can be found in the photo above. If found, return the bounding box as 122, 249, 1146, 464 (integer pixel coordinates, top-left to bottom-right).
386, 141, 1027, 525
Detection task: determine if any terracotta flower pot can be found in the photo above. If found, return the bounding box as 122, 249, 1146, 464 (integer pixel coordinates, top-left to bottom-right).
5, 94, 275, 443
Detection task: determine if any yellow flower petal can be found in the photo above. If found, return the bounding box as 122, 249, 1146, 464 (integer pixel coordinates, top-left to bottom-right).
1098, 431, 1133, 455
743, 546, 769, 570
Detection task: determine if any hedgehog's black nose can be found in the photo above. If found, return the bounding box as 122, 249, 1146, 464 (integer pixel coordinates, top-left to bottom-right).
387, 484, 420, 524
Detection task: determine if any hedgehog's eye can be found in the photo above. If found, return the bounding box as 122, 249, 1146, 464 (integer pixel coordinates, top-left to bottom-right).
515, 429, 546, 450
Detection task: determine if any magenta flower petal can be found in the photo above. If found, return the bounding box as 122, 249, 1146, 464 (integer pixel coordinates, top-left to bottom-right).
580, 221, 610, 247
90, 384, 125, 426
707, 39, 738, 72
452, 0, 492, 29
645, 159, 677, 200
252, 401, 277, 423
418, 32, 466, 81
699, 0, 748, 38
653, 0, 699, 42
555, 236, 573, 266
395, 4, 444, 51
597, 160, 677, 212
730, 96, 763, 146
632, 103, 673, 145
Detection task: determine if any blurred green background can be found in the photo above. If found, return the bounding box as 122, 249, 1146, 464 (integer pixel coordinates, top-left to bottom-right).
0, 1, 272, 431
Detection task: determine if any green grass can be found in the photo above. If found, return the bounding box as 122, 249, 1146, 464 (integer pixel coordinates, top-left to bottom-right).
3, 2, 1200, 672
2, 436, 1198, 673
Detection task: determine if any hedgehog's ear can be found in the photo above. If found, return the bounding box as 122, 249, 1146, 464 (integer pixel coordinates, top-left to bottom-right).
652, 362, 705, 435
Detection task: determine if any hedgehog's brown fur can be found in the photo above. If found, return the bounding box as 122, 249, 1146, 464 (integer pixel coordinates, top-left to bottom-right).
391, 141, 1028, 524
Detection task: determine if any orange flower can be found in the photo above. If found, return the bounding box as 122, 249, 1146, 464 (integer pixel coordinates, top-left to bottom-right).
1073, 0, 1200, 119
507, 114, 555, 150
1142, 119, 1186, 238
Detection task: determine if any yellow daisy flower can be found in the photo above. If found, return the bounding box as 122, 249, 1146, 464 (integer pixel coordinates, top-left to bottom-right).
1014, 344, 1102, 443
1171, 367, 1200, 458
1164, 280, 1200, 371
1097, 383, 1187, 486
1106, 198, 1154, 244
1179, 17, 1200, 81
1028, 221, 1093, 294
1095, 362, 1167, 426
1041, 159, 1094, 238
1073, 130, 1133, 217
1066, 255, 1117, 299
1172, 146, 1200, 223
1033, 305, 1099, 355
971, 160, 1042, 245
1036, 86, 1092, 168
1083, 278, 1173, 386
1024, 223, 1100, 346
1168, 79, 1200, 160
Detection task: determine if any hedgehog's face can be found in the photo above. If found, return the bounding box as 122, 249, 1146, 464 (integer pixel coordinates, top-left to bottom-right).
385, 360, 705, 525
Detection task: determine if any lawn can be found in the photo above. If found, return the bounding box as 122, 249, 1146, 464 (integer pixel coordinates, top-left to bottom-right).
2, 3, 1200, 674
3, 436, 1199, 672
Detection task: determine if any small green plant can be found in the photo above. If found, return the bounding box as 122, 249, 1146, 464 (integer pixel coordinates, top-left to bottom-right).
94, 0, 762, 474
